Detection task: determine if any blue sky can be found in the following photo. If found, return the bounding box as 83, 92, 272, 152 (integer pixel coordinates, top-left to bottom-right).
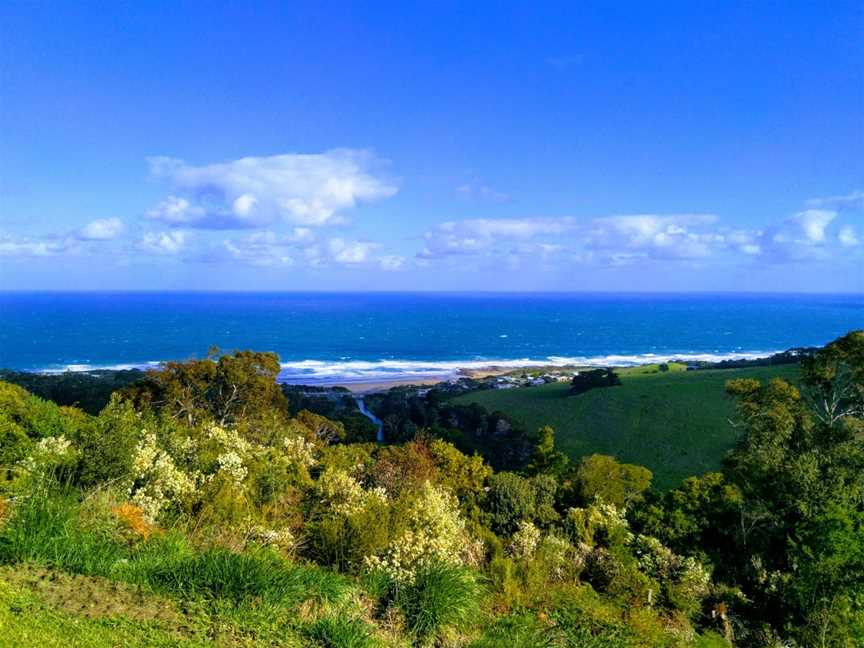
1, 1, 862, 292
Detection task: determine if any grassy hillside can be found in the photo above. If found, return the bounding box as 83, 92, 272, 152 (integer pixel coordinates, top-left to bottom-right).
452, 364, 800, 490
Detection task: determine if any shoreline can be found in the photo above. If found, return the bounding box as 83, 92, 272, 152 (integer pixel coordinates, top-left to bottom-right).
335, 377, 451, 394
13, 347, 813, 397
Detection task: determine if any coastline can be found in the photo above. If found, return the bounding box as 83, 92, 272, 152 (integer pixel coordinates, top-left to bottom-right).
337, 377, 450, 394
18, 350, 790, 394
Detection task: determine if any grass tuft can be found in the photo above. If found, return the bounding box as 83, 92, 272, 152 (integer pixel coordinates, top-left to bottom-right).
391, 562, 483, 645
305, 615, 379, 648
0, 491, 126, 575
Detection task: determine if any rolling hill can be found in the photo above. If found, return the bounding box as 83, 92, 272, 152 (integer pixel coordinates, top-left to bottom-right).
451, 364, 800, 490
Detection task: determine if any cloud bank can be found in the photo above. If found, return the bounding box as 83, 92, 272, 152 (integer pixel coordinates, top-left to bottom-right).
146, 149, 398, 229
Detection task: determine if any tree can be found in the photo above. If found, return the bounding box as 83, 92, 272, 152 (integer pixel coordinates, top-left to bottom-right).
633, 471, 741, 567
527, 426, 569, 476
569, 369, 622, 396
574, 454, 652, 508
485, 472, 537, 534
717, 344, 864, 642
122, 349, 289, 436
787, 503, 864, 647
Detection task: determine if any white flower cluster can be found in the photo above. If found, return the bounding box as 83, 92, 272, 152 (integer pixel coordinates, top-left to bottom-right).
633, 534, 711, 599
216, 450, 248, 485
22, 435, 76, 475
246, 524, 296, 553
129, 432, 196, 523
317, 468, 387, 516
509, 520, 541, 559
283, 434, 317, 469
364, 481, 468, 583
206, 423, 251, 454
205, 424, 254, 488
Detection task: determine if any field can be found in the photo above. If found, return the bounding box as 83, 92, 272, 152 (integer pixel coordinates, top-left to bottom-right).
452, 364, 800, 490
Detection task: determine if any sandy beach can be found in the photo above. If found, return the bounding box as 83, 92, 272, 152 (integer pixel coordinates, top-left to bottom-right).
337, 376, 451, 394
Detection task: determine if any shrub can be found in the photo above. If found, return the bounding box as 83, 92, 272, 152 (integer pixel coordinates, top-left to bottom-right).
71, 395, 143, 487
365, 481, 476, 583
546, 588, 638, 647
428, 439, 491, 501
111, 502, 157, 541
565, 501, 632, 549
0, 412, 30, 466
371, 440, 437, 497
308, 494, 393, 571
0, 382, 94, 446
485, 472, 536, 535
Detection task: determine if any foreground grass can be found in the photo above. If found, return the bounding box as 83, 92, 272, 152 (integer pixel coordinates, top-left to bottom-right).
0, 561, 388, 647
452, 364, 799, 489
0, 491, 730, 647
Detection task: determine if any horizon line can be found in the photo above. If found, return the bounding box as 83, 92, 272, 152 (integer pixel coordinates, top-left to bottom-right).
1, 289, 862, 297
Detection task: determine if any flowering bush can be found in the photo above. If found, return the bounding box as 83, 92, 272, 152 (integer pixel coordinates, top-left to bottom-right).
508, 520, 541, 559
21, 435, 78, 484
538, 533, 582, 581
632, 534, 711, 613
364, 481, 475, 583
245, 523, 296, 555
316, 468, 388, 516
128, 432, 197, 523
565, 499, 634, 548
282, 434, 317, 470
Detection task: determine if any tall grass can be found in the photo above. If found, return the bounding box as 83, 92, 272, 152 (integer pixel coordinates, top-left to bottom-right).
467, 612, 556, 647
391, 562, 483, 645
121, 534, 352, 606
305, 615, 378, 648
0, 491, 352, 611
0, 491, 125, 575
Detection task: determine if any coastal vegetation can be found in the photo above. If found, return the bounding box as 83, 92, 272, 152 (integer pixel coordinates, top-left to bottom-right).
0, 332, 862, 646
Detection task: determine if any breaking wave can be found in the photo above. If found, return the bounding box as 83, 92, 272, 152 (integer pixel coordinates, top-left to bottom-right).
33, 351, 779, 385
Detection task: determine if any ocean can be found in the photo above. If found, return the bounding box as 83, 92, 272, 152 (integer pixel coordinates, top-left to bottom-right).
0, 292, 861, 384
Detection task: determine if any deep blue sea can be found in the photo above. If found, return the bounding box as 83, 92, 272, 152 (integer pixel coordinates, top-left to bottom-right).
0, 292, 862, 384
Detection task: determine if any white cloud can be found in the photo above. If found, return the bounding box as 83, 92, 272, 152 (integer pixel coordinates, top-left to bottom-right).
839, 225, 860, 247
138, 231, 187, 255
585, 214, 721, 259
77, 217, 125, 241
328, 238, 379, 265
457, 179, 511, 203
757, 209, 837, 261
146, 149, 398, 229
215, 230, 396, 269
378, 254, 406, 271
0, 234, 71, 257
145, 196, 207, 226
414, 208, 852, 269
217, 229, 318, 267
794, 209, 835, 243
419, 218, 576, 258
419, 215, 729, 264
806, 190, 864, 211
224, 238, 293, 267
